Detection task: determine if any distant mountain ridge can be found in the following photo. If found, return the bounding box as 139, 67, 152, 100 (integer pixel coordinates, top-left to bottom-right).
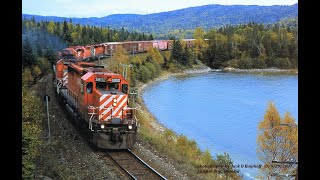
23, 3, 298, 34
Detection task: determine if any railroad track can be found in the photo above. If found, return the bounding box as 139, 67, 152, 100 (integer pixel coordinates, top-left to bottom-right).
106, 149, 167, 180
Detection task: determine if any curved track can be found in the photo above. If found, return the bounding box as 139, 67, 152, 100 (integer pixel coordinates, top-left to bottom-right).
106, 149, 167, 180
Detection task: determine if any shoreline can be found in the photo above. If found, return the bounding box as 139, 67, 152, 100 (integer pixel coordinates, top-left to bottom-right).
222, 67, 298, 74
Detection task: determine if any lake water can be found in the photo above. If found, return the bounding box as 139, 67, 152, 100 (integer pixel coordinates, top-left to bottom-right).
142, 72, 298, 180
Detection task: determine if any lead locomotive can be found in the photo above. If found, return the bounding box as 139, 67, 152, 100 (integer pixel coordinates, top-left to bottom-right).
53, 57, 137, 149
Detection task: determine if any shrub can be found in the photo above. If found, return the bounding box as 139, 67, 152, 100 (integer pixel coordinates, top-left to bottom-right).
238, 57, 253, 69
252, 58, 267, 69
22, 68, 34, 87
227, 59, 239, 68
276, 57, 292, 69
139, 65, 152, 83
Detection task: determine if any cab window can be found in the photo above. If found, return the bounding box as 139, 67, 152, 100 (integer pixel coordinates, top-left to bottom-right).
96, 82, 107, 90
107, 83, 119, 91
122, 84, 128, 94
86, 82, 93, 94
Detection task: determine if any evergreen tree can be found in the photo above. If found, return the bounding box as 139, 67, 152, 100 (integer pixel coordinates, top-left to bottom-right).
171, 39, 183, 63
149, 34, 154, 40
35, 42, 43, 57
45, 48, 57, 63
63, 20, 72, 45
22, 37, 36, 67
181, 45, 192, 66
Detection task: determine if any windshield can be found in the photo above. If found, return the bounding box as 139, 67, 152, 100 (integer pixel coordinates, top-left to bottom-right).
107, 83, 119, 91
96, 82, 107, 90
96, 82, 119, 91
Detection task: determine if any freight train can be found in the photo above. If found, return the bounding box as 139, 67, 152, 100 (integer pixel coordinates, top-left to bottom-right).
58, 39, 198, 61
53, 56, 138, 149
53, 39, 199, 149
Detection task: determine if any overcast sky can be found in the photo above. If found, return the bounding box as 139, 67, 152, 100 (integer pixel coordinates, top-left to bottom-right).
22, 0, 298, 18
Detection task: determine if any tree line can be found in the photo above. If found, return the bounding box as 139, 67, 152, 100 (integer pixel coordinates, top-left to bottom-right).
23, 18, 154, 47
201, 22, 298, 69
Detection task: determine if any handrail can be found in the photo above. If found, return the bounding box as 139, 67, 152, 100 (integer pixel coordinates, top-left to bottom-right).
88, 105, 138, 121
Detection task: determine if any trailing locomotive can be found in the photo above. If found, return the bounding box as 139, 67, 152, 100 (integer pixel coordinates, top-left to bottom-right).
53, 58, 138, 149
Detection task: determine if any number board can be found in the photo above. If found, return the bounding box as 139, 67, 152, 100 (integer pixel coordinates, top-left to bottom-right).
112, 78, 120, 83
95, 77, 106, 82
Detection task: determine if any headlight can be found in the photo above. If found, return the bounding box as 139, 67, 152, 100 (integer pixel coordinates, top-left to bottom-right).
128, 125, 132, 130
101, 124, 105, 129
113, 102, 117, 107
113, 98, 117, 103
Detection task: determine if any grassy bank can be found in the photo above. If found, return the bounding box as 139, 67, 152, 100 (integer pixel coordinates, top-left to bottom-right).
134, 64, 242, 180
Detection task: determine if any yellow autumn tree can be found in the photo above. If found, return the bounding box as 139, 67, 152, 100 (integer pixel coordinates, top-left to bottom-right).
278, 112, 298, 176
147, 47, 164, 65
193, 27, 207, 60
109, 45, 129, 73
257, 102, 298, 179
108, 45, 133, 84
22, 68, 34, 87
47, 21, 56, 34
33, 65, 42, 79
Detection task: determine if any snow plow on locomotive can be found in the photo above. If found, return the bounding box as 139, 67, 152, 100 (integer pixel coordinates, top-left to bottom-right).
53, 58, 138, 149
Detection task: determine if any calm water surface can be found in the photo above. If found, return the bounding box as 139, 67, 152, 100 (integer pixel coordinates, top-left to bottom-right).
142, 72, 298, 179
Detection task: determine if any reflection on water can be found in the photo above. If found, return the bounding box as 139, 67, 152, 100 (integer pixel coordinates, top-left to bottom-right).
142, 72, 298, 179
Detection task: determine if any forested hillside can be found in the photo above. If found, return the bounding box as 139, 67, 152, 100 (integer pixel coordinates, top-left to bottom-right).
22, 3, 297, 36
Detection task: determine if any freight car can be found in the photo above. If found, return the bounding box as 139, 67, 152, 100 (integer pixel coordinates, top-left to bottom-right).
53, 59, 138, 149
102, 42, 122, 57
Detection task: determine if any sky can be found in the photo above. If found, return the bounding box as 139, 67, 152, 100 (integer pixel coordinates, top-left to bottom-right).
22, 0, 298, 18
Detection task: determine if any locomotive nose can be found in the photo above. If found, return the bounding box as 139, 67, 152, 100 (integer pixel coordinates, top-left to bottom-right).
99, 94, 127, 121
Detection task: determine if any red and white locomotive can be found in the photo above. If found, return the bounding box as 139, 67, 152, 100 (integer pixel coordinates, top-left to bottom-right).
53, 55, 137, 149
